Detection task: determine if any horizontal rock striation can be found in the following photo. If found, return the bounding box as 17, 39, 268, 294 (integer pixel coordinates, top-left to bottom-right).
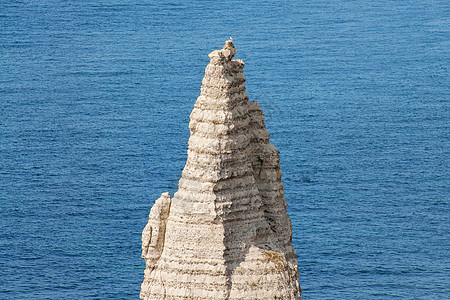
140, 39, 301, 299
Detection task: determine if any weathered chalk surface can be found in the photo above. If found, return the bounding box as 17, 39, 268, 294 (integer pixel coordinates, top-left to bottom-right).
140, 39, 301, 300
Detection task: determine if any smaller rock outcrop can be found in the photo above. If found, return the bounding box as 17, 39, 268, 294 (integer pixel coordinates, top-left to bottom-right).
141, 192, 171, 266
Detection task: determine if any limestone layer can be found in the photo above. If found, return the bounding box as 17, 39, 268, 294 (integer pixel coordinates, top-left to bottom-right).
140, 39, 301, 300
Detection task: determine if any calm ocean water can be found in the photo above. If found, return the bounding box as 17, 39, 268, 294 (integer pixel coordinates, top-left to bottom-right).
1, 1, 448, 299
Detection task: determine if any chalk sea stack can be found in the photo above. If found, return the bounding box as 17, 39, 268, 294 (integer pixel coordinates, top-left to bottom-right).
140, 39, 301, 299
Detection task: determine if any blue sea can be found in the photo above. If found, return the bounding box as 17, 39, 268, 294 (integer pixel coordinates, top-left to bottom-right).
1, 1, 448, 299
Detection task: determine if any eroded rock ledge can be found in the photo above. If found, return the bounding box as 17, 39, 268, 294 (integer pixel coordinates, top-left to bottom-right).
140, 39, 301, 300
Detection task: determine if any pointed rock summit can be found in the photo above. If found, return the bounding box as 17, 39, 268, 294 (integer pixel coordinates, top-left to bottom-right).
140, 39, 301, 299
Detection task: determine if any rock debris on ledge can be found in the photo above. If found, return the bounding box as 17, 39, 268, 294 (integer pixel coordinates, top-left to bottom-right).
140, 39, 302, 300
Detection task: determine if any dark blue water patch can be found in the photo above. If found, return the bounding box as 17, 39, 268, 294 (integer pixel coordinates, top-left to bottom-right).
1, 0, 449, 299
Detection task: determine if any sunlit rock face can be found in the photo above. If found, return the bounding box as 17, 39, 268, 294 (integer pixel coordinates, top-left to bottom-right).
140, 39, 301, 300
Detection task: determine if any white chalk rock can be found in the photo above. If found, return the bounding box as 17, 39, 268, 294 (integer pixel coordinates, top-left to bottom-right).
140, 40, 301, 300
